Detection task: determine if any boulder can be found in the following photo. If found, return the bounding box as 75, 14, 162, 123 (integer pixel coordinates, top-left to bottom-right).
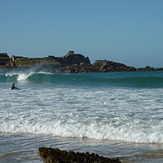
39, 147, 121, 163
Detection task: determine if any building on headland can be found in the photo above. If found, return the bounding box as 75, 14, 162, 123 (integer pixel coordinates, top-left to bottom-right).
62, 51, 90, 65
0, 51, 91, 67
47, 51, 90, 65
11, 55, 15, 62
63, 51, 74, 58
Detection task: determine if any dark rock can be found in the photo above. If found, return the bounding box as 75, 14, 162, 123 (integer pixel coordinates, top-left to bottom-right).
13, 51, 91, 67
1, 51, 163, 73
38, 147, 121, 163
61, 59, 137, 73
62, 54, 91, 65
0, 53, 10, 66
137, 66, 154, 71
156, 68, 163, 71
93, 60, 136, 72
62, 63, 97, 73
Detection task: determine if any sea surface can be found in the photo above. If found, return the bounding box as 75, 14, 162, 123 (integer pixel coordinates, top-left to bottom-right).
0, 67, 163, 163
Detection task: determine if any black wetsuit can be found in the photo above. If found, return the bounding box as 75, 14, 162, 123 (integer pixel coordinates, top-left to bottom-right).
11, 83, 19, 90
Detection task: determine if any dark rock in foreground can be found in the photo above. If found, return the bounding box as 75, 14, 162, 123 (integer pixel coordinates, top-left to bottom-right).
39, 147, 121, 163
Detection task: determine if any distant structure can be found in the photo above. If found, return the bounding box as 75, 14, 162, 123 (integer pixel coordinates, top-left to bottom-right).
62, 51, 90, 65
10, 55, 16, 67
11, 55, 16, 62
63, 51, 74, 58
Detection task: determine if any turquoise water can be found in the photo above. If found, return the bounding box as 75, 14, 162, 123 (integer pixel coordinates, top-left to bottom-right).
2, 69, 163, 88
0, 68, 163, 162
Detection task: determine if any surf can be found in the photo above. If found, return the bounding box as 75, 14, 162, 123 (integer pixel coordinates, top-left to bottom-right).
0, 85, 163, 144
1, 70, 163, 88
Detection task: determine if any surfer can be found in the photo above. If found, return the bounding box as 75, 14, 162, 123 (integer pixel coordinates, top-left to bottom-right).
11, 83, 20, 90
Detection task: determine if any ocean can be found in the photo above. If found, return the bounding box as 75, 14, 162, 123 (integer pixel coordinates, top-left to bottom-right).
0, 67, 163, 163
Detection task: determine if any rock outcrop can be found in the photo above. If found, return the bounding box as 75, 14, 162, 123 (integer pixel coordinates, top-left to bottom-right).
39, 147, 121, 163
5, 51, 91, 67
0, 53, 10, 66
93, 60, 136, 72
62, 54, 90, 65
0, 51, 163, 73
62, 60, 136, 73
137, 66, 154, 71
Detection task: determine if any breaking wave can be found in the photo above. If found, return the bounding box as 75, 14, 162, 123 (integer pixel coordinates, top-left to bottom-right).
1, 67, 163, 88
0, 86, 163, 144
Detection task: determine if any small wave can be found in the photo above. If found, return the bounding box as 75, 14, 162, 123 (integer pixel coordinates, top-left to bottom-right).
0, 115, 162, 144
4, 65, 55, 82
5, 72, 33, 81
1, 123, 162, 144
17, 72, 34, 81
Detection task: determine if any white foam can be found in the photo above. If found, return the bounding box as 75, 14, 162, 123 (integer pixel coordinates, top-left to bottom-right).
5, 69, 52, 82
5, 71, 34, 81
1, 87, 163, 144
0, 115, 162, 144
17, 72, 33, 81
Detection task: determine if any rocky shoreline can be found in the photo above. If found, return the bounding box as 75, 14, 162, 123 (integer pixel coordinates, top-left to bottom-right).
0, 51, 163, 73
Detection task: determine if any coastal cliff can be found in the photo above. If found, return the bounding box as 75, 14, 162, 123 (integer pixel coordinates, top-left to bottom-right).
0, 51, 162, 73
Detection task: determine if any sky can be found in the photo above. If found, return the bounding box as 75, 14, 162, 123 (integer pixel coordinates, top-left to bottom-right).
0, 0, 163, 67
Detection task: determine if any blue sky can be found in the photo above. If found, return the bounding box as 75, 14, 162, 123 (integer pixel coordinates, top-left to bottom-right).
0, 0, 163, 67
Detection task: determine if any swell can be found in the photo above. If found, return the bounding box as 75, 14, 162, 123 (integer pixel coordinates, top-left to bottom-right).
1, 70, 163, 88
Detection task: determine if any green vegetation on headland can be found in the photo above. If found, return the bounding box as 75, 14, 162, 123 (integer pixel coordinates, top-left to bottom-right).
38, 147, 121, 163
0, 51, 163, 73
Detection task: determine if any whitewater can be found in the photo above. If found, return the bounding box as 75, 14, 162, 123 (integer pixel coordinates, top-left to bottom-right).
0, 67, 163, 162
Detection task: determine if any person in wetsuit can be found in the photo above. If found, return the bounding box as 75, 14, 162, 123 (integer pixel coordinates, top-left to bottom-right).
11, 83, 19, 90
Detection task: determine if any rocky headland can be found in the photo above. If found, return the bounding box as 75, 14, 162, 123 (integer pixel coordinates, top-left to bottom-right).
0, 51, 162, 73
